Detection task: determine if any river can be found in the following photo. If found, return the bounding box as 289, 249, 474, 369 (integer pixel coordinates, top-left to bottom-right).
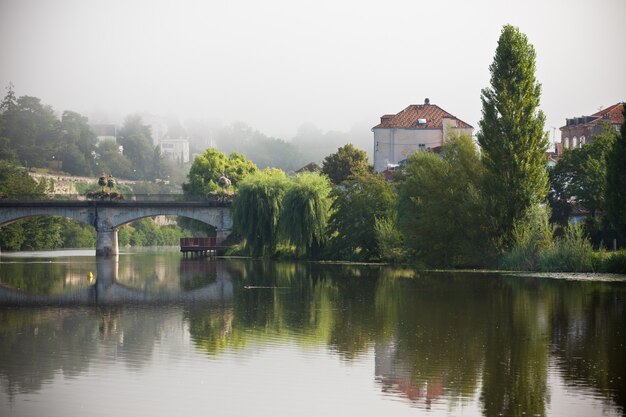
0, 248, 625, 417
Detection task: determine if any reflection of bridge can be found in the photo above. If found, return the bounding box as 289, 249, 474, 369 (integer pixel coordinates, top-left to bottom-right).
0, 256, 233, 305
0, 199, 232, 256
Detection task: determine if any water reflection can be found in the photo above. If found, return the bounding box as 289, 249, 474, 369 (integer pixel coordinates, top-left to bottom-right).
0, 255, 232, 305
0, 254, 625, 416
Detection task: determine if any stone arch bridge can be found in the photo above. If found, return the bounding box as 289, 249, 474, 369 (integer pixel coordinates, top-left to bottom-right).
0, 200, 232, 256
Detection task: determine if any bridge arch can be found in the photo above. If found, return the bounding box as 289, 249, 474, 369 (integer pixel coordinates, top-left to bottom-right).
0, 206, 95, 228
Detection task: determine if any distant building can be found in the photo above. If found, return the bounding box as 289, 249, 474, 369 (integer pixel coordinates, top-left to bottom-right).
91, 124, 117, 144
141, 115, 169, 146
159, 138, 190, 164
560, 102, 624, 150
372, 99, 473, 172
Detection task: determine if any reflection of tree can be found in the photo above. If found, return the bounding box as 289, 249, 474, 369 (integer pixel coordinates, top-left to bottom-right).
374, 273, 490, 407
0, 258, 94, 295
0, 309, 99, 395
549, 280, 626, 414
480, 277, 549, 417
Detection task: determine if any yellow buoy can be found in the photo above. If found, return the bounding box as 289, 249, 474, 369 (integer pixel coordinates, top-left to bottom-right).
87, 271, 94, 283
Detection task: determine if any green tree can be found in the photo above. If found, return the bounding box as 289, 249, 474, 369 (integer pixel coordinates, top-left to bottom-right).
183, 148, 257, 196
232, 169, 289, 256
549, 124, 617, 221
0, 94, 60, 167
397, 134, 490, 267
477, 25, 549, 250
605, 103, 626, 240
96, 139, 133, 178
281, 172, 333, 257
327, 173, 396, 260
0, 161, 65, 251
118, 115, 155, 180
321, 144, 371, 185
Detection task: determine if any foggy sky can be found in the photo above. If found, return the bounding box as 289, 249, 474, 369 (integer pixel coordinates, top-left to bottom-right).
1, 0, 625, 142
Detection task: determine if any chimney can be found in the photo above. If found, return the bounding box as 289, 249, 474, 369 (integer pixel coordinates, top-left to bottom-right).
381, 115, 393, 124
424, 98, 430, 105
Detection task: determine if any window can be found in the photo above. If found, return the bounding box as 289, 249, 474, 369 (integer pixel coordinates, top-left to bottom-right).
418, 144, 426, 151
572, 136, 578, 148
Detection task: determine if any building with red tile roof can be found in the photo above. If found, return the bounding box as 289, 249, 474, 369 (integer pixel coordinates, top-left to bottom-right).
372, 99, 473, 172
560, 102, 625, 149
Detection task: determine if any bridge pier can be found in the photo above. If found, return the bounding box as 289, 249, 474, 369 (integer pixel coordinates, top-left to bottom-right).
96, 228, 119, 256
216, 228, 231, 245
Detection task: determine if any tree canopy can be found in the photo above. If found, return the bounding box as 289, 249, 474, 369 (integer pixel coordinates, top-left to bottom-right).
183, 148, 257, 196
321, 144, 371, 185
232, 169, 289, 256
281, 172, 333, 257
397, 134, 490, 267
477, 25, 549, 250
605, 103, 626, 240
327, 173, 396, 260
548, 124, 617, 222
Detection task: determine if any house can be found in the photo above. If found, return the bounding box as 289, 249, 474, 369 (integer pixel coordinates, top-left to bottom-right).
560, 102, 624, 150
91, 124, 117, 145
372, 99, 473, 172
159, 137, 190, 164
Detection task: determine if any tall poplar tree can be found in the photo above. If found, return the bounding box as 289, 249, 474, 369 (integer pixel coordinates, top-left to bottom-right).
477, 25, 549, 249
605, 103, 626, 240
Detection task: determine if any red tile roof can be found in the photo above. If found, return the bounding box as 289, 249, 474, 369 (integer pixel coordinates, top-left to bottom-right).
590, 102, 625, 125
373, 103, 473, 130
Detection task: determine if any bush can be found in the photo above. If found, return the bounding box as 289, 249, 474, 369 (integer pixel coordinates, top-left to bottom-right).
537, 225, 594, 272
500, 205, 553, 271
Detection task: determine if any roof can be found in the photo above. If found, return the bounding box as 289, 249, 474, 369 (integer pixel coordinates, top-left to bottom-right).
589, 102, 625, 125
372, 103, 473, 130
560, 102, 625, 129
91, 124, 116, 137
296, 162, 320, 173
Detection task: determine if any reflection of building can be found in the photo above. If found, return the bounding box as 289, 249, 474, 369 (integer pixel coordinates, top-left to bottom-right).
372, 99, 473, 172
91, 124, 117, 144
375, 340, 444, 408
159, 138, 190, 164
560, 102, 624, 150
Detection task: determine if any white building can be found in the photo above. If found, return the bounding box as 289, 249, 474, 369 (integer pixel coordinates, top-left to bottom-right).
159, 138, 190, 164
372, 99, 473, 172
91, 124, 117, 145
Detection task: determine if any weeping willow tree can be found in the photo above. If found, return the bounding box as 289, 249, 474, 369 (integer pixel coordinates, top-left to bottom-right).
232, 169, 289, 256
281, 172, 333, 257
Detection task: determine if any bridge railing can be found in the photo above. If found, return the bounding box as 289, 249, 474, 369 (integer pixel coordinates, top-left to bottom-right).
0, 194, 233, 203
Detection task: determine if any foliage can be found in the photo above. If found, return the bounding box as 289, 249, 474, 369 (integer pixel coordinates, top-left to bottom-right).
211, 122, 306, 172
117, 218, 186, 247
183, 148, 257, 196
58, 111, 97, 176
327, 173, 396, 260
0, 91, 59, 168
549, 124, 617, 222
280, 172, 333, 257
374, 216, 404, 262
397, 134, 491, 267
605, 103, 626, 241
118, 115, 158, 180
477, 25, 549, 250
232, 169, 289, 256
499, 205, 554, 271
321, 144, 371, 185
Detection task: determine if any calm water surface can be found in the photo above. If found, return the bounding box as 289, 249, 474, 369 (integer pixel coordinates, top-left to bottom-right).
0, 249, 625, 417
